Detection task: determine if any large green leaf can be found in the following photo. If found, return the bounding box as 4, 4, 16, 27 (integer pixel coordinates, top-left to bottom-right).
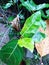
20, 11, 46, 37
22, 1, 49, 12
18, 38, 34, 52
0, 39, 24, 65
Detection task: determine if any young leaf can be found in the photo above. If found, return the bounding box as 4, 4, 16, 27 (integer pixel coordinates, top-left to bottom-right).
0, 39, 24, 65
20, 11, 46, 37
18, 38, 34, 52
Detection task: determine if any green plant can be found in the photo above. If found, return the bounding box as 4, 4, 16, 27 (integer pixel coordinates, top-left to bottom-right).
21, 0, 49, 19
0, 11, 46, 65
0, 0, 49, 65
0, 39, 24, 65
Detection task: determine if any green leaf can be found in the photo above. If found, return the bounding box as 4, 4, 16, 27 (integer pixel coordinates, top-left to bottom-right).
4, 3, 13, 9
8, 16, 15, 22
20, 0, 25, 3
0, 39, 24, 65
36, 3, 49, 10
30, 0, 37, 6
20, 11, 46, 37
41, 10, 49, 19
46, 9, 49, 15
22, 1, 49, 12
46, 9, 49, 19
32, 31, 46, 42
22, 1, 36, 12
18, 38, 34, 52
40, 20, 46, 30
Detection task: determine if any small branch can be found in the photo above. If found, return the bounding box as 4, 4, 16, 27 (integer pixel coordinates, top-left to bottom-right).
40, 57, 44, 65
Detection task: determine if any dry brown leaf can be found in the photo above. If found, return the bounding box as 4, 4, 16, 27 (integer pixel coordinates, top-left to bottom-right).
11, 15, 20, 31
35, 20, 49, 57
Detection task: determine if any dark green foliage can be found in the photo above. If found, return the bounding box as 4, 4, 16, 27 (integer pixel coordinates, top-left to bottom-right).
0, 39, 24, 65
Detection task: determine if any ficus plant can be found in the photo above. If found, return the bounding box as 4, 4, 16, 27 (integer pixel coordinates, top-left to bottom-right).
0, 0, 49, 65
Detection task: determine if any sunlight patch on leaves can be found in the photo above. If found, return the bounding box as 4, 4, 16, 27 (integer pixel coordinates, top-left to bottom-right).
18, 38, 34, 52
20, 11, 46, 38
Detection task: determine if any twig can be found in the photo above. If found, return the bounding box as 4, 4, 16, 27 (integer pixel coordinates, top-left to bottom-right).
40, 57, 44, 65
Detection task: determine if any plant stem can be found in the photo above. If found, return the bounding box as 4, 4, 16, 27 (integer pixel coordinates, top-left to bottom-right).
40, 57, 44, 65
